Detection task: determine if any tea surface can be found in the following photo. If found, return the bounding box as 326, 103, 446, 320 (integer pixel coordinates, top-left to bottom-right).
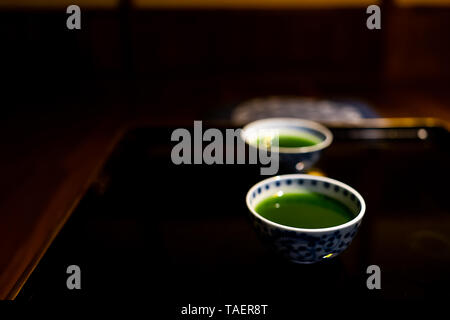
255, 191, 354, 229
257, 133, 320, 148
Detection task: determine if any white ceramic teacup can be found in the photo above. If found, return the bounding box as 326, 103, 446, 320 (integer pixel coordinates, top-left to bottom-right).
241, 118, 333, 173
246, 174, 366, 264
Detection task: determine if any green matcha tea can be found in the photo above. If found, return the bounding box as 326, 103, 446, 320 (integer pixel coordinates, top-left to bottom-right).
255, 191, 354, 229
256, 132, 320, 149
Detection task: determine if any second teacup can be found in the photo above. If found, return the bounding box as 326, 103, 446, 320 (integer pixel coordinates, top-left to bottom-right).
241, 118, 333, 173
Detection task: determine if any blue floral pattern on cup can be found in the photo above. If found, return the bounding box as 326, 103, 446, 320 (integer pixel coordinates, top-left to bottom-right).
246, 174, 366, 264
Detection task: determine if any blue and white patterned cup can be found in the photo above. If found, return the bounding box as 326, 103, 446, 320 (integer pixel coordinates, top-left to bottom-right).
241, 118, 333, 173
246, 174, 366, 264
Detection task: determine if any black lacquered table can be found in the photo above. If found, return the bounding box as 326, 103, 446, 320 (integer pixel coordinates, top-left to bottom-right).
17, 123, 450, 313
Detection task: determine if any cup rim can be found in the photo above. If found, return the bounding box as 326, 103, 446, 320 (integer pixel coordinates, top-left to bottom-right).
246, 174, 366, 233
241, 118, 333, 154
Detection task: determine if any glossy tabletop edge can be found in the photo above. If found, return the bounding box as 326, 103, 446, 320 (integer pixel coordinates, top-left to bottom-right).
2, 126, 129, 300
